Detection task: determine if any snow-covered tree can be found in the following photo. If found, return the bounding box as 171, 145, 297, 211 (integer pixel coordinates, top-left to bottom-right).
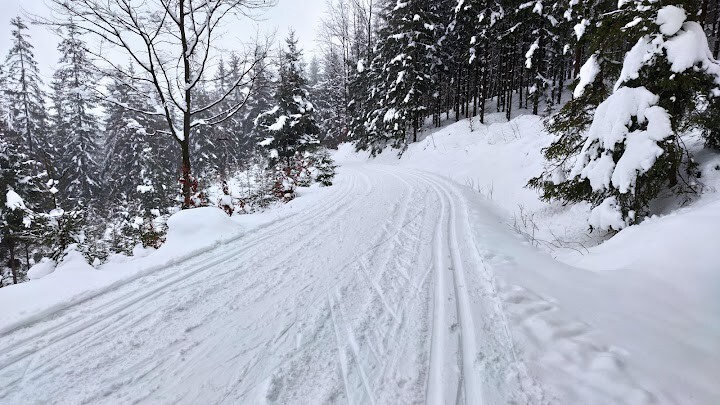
362, 0, 445, 151
51, 21, 101, 204
102, 72, 174, 212
0, 119, 51, 285
532, 1, 720, 230
255, 32, 321, 167
1, 17, 50, 160
312, 48, 349, 146
240, 50, 275, 155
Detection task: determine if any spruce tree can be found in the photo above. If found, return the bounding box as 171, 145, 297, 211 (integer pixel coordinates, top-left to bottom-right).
102, 72, 173, 211
2, 17, 50, 160
363, 0, 444, 151
51, 21, 101, 204
313, 48, 349, 147
531, 1, 720, 230
0, 118, 51, 285
255, 32, 321, 167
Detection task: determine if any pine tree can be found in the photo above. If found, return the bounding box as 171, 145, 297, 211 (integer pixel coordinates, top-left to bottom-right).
2, 17, 50, 160
0, 118, 51, 285
192, 81, 223, 180
255, 32, 321, 167
236, 50, 274, 156
363, 0, 445, 151
447, 0, 504, 123
207, 57, 243, 177
348, 56, 375, 150
51, 21, 101, 204
313, 48, 349, 147
102, 72, 173, 210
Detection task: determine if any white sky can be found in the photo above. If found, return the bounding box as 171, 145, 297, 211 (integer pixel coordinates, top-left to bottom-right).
0, 0, 326, 80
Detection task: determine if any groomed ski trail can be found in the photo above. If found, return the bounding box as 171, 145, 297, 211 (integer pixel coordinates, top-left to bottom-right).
0, 164, 666, 404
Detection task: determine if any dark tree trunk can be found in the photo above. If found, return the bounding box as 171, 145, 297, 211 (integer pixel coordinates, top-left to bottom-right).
480, 61, 487, 124
573, 42, 583, 79
455, 66, 462, 121
24, 243, 31, 271
9, 241, 18, 285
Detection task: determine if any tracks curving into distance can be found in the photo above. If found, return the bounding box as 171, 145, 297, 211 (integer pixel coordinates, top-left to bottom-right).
0, 164, 534, 404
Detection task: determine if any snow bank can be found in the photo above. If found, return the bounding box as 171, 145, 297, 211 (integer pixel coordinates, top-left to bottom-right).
0, 176, 336, 334
26, 258, 56, 280
0, 207, 242, 333
164, 207, 242, 251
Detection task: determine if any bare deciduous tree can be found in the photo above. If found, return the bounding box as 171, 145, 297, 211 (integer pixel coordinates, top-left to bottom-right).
43, 0, 276, 208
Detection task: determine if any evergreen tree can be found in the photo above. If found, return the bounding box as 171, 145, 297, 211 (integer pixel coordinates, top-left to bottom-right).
102, 72, 173, 212
255, 32, 321, 167
236, 50, 274, 157
531, 1, 720, 230
2, 17, 50, 160
363, 0, 446, 151
208, 57, 243, 177
313, 48, 349, 147
192, 81, 223, 180
51, 21, 101, 204
0, 118, 51, 285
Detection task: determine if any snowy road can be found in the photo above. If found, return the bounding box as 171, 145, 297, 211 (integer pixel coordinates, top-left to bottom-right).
0, 165, 670, 404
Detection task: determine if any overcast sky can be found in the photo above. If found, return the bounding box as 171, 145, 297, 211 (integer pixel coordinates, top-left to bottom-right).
0, 0, 326, 80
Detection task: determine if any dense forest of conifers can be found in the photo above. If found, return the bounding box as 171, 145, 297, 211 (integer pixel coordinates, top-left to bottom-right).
2, 0, 720, 285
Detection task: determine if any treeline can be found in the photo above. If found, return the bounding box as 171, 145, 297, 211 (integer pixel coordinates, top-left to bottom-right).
313, 0, 720, 152
315, 0, 720, 229
0, 9, 334, 285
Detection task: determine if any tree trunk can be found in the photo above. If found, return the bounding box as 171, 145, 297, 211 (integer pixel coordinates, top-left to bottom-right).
24, 243, 31, 271
700, 0, 709, 27
180, 1, 194, 210
413, 117, 418, 143
455, 66, 462, 121
714, 1, 720, 59
9, 241, 18, 285
480, 61, 487, 124
573, 40, 583, 79
180, 134, 192, 209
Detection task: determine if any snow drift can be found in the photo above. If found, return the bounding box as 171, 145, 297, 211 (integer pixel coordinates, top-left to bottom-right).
0, 207, 242, 334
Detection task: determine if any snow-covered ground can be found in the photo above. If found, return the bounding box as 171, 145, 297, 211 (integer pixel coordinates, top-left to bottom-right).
0, 114, 718, 404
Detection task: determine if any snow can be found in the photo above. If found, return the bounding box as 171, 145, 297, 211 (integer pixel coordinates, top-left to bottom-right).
525, 39, 539, 68
655, 5, 686, 36
664, 22, 720, 74
5, 188, 26, 210
268, 115, 288, 131
335, 113, 720, 402
588, 196, 626, 230
0, 207, 243, 334
574, 53, 600, 98
571, 86, 671, 195
617, 10, 720, 91
26, 258, 56, 280
0, 114, 718, 403
573, 19, 588, 40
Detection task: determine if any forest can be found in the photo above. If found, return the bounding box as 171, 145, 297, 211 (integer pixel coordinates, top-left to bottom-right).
2, 0, 720, 286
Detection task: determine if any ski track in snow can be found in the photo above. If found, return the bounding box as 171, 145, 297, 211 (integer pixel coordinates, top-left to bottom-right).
0, 164, 668, 404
